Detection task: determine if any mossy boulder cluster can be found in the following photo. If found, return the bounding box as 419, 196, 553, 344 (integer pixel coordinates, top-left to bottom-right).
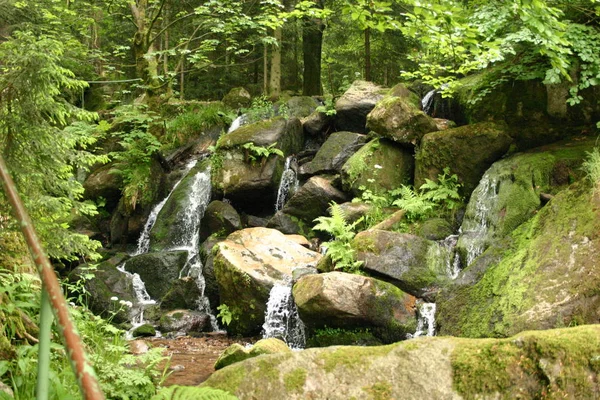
78, 79, 600, 398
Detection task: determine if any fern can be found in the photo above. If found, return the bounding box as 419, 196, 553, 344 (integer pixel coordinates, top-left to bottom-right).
419, 167, 462, 210
313, 202, 364, 273
391, 185, 436, 221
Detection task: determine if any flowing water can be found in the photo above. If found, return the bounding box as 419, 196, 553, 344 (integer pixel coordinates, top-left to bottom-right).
421, 89, 436, 115
411, 302, 437, 338
275, 156, 299, 212
458, 174, 499, 267
440, 234, 461, 279
117, 262, 156, 335
133, 160, 198, 256
262, 281, 306, 349
228, 114, 248, 133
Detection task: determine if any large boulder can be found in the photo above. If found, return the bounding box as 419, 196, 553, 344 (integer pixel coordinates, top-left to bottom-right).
437, 181, 600, 338
414, 121, 512, 197
123, 251, 189, 300
334, 81, 386, 133
148, 161, 211, 252
353, 230, 452, 299
211, 117, 304, 207
286, 96, 319, 118
201, 325, 600, 400
222, 87, 251, 109
158, 309, 211, 334
281, 176, 348, 224
299, 131, 367, 178
366, 93, 438, 146
159, 277, 202, 311
69, 254, 135, 324
303, 110, 333, 136
456, 136, 595, 268
341, 138, 414, 197
199, 200, 242, 242
293, 272, 417, 342
213, 228, 322, 335
82, 163, 123, 211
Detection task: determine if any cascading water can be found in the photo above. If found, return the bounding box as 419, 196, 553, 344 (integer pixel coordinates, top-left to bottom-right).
459, 174, 499, 267
133, 159, 198, 256
275, 156, 299, 212
228, 114, 248, 133
411, 302, 437, 338
262, 281, 306, 349
117, 263, 156, 335
440, 234, 461, 279
421, 89, 437, 115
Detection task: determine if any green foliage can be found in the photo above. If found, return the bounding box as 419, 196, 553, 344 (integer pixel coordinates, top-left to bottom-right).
391, 186, 436, 222
0, 30, 104, 261
217, 304, 233, 327
109, 105, 162, 211
307, 326, 380, 348
315, 96, 337, 116
241, 142, 284, 165
152, 385, 239, 400
582, 146, 600, 191
313, 202, 364, 273
164, 104, 235, 150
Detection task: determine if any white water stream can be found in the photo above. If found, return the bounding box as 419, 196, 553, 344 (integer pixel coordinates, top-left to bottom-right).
275, 156, 299, 212
411, 302, 437, 338
262, 281, 306, 349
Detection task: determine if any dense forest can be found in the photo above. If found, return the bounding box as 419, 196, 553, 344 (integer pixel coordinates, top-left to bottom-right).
1, 0, 600, 399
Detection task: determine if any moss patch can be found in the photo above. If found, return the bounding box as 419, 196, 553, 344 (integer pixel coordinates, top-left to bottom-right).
363, 381, 393, 400
284, 368, 307, 393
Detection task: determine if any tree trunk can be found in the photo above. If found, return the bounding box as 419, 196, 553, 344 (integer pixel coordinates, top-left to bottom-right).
263, 43, 268, 94
364, 27, 371, 81
269, 27, 282, 97
302, 0, 324, 96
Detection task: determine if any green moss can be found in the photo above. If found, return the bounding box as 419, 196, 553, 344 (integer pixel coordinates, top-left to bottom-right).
284, 368, 307, 393
363, 381, 393, 400
319, 345, 394, 373
306, 327, 382, 347
452, 326, 600, 399
201, 362, 246, 394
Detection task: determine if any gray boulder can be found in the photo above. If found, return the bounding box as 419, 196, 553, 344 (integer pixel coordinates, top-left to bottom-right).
282, 176, 348, 223
299, 131, 367, 178
335, 80, 385, 133
123, 251, 189, 300
158, 309, 211, 334
200, 200, 242, 242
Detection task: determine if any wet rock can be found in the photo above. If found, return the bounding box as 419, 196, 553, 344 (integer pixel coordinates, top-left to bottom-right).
213, 228, 322, 336
82, 163, 123, 211
124, 251, 189, 300
129, 340, 150, 355
293, 272, 417, 342
286, 96, 319, 118
200, 200, 242, 242
303, 110, 333, 136
353, 230, 452, 299
214, 338, 290, 370
159, 310, 211, 334
282, 176, 348, 223
132, 324, 156, 338
160, 277, 202, 311
222, 87, 251, 109
266, 211, 305, 235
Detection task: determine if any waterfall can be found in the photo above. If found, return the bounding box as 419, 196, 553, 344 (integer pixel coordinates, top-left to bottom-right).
262, 281, 306, 349
133, 159, 198, 256
459, 174, 499, 267
421, 89, 436, 115
117, 262, 156, 334
440, 234, 461, 279
228, 114, 248, 133
275, 156, 298, 212
411, 302, 436, 338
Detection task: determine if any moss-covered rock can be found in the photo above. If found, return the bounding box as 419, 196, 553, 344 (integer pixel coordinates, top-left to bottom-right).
211, 118, 304, 208
222, 87, 252, 109
158, 309, 210, 334
69, 254, 135, 324
455, 136, 595, 268
132, 324, 156, 338
417, 218, 454, 240
281, 176, 348, 224
201, 325, 600, 399
200, 200, 242, 242
160, 277, 202, 310
148, 161, 211, 252
353, 230, 452, 299
123, 251, 189, 300
213, 228, 322, 336
437, 181, 600, 338
366, 95, 438, 146
215, 338, 291, 370
299, 131, 367, 177
82, 163, 123, 212
292, 272, 417, 342
266, 211, 304, 235
341, 138, 414, 197
334, 80, 386, 133
286, 96, 319, 118
414, 121, 512, 197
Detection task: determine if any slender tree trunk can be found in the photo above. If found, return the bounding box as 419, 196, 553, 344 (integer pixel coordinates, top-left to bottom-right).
364, 27, 371, 81
263, 43, 268, 94
302, 0, 324, 95
269, 27, 282, 97
180, 55, 185, 100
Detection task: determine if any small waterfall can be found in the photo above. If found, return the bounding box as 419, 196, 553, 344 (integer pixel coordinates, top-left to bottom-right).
459, 174, 499, 266
228, 114, 248, 133
275, 156, 298, 212
262, 281, 306, 349
133, 160, 198, 256
440, 234, 460, 279
421, 89, 436, 115
411, 302, 436, 338
117, 262, 156, 333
